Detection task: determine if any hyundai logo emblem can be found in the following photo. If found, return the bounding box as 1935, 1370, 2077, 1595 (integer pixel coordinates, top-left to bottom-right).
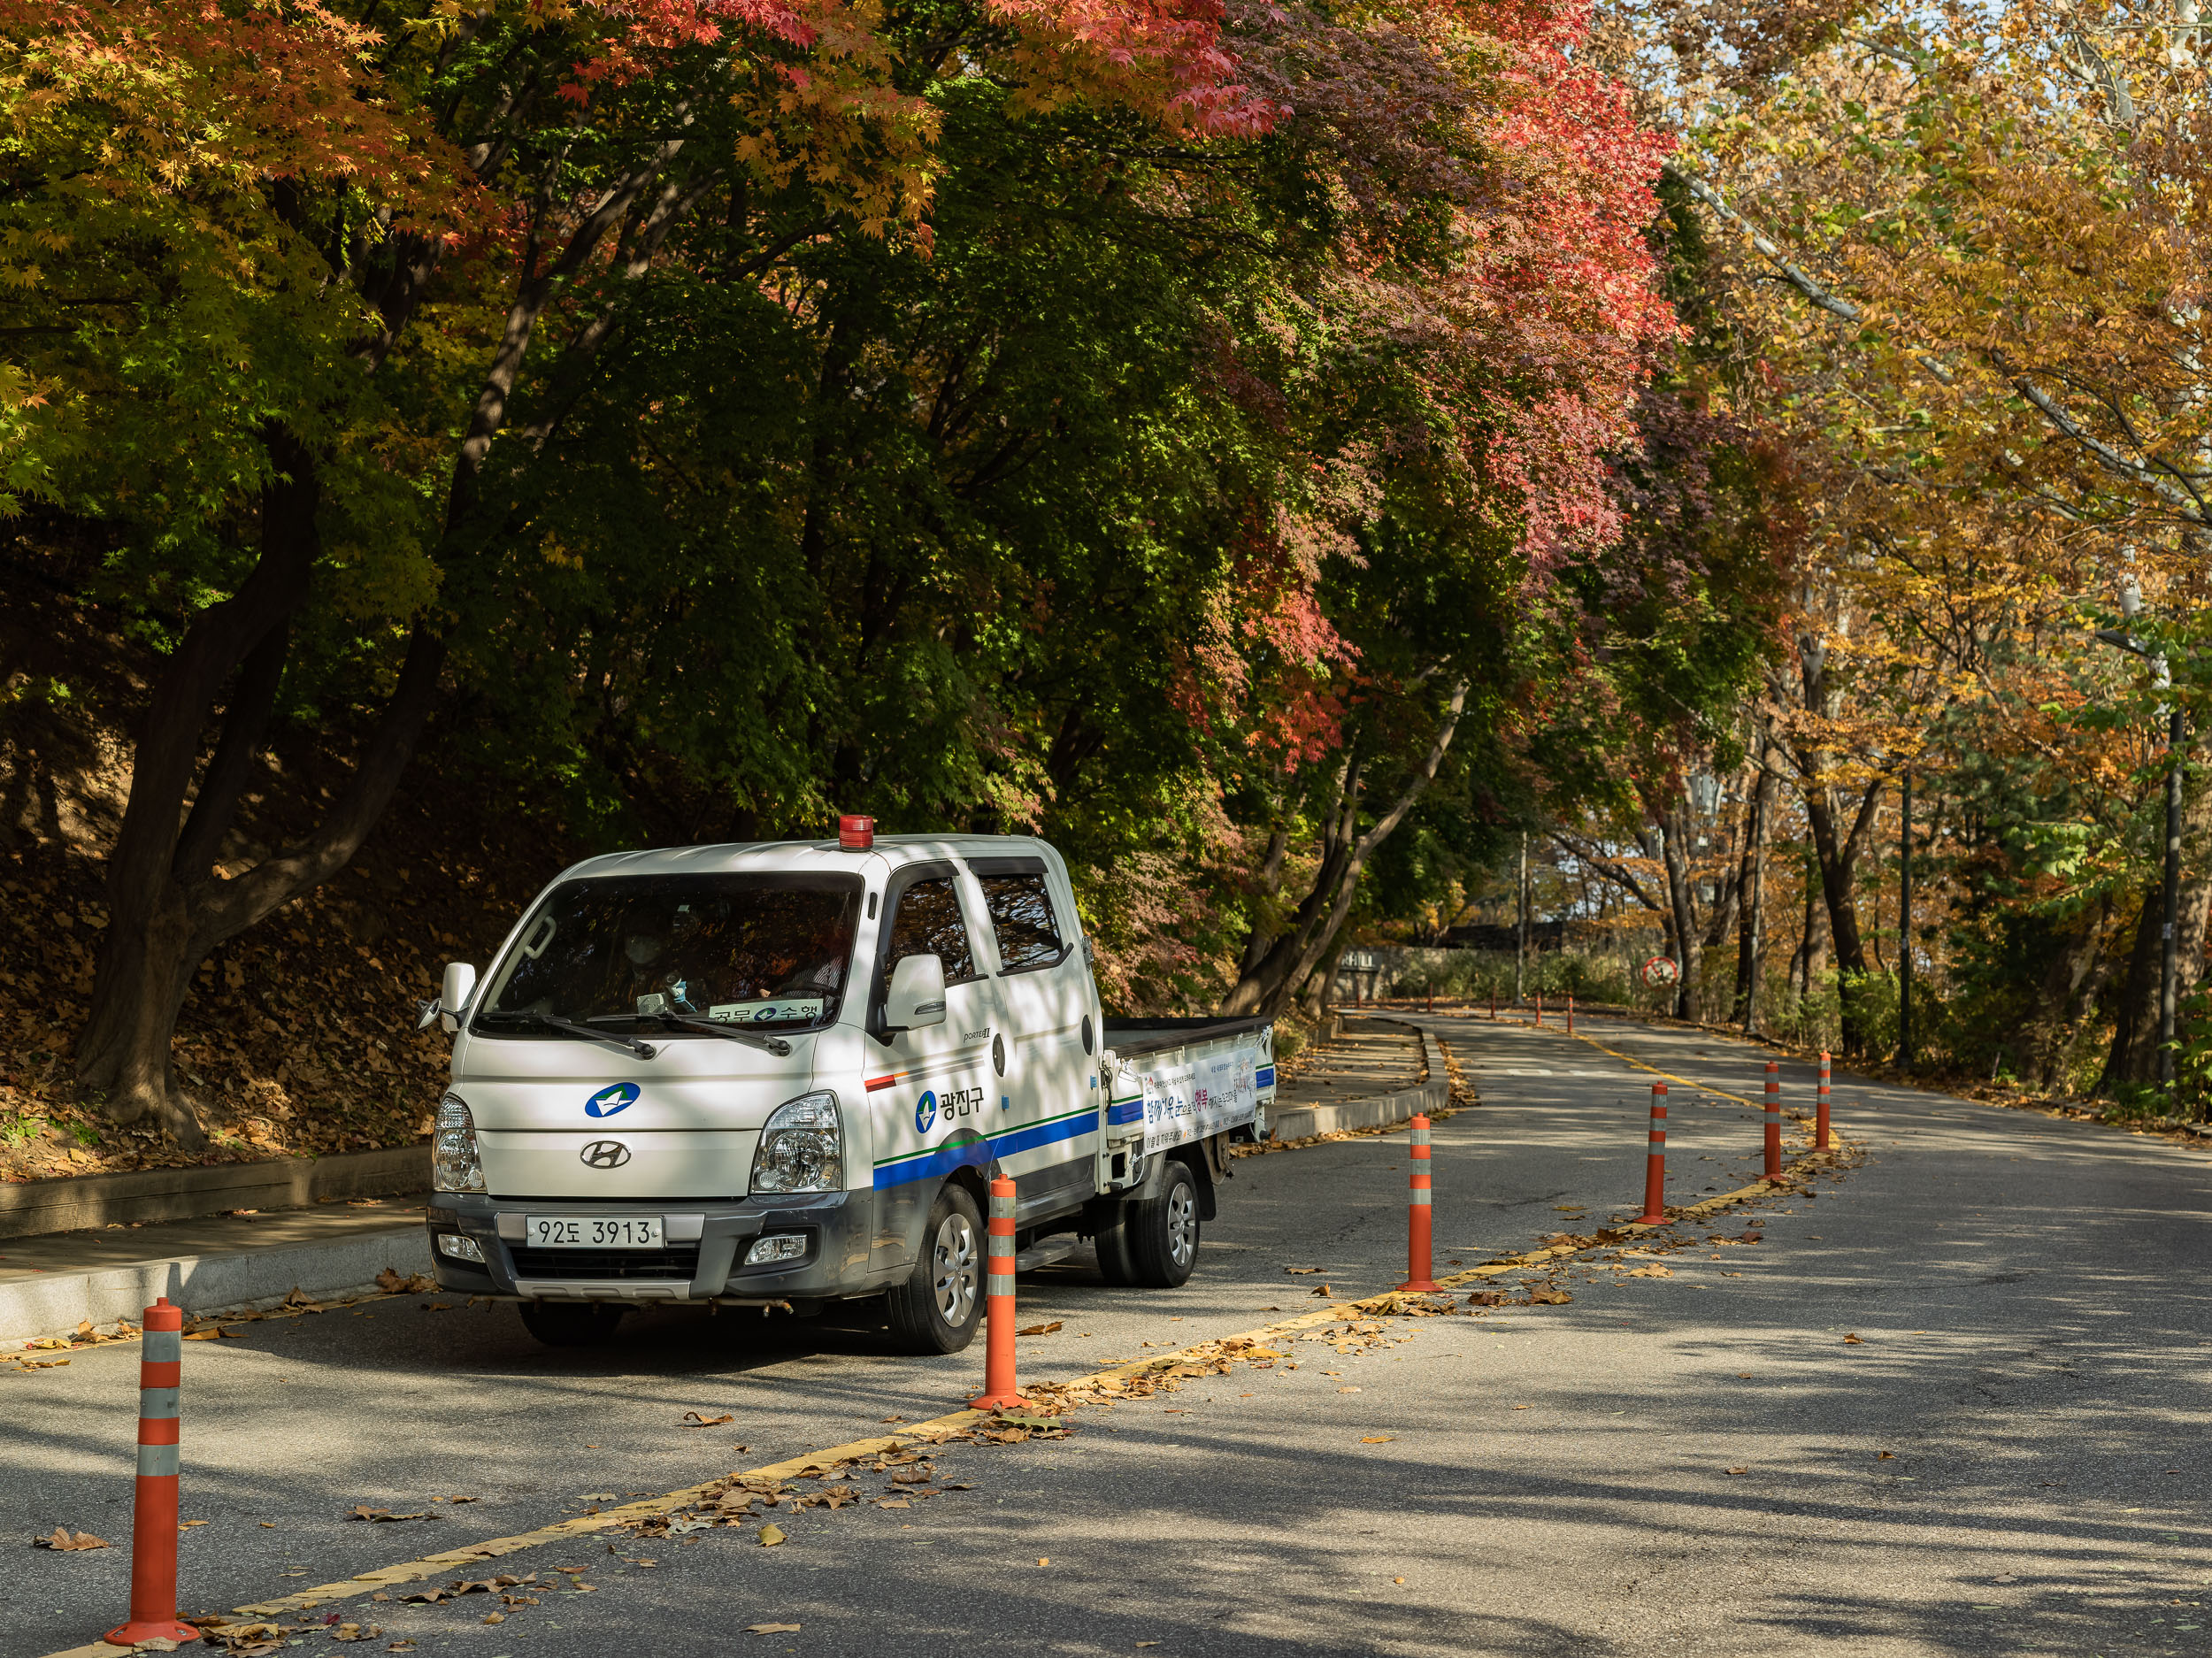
580, 1140, 632, 1170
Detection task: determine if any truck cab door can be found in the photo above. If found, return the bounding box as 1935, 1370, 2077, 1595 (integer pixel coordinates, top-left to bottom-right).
867, 862, 995, 1270
967, 855, 1096, 1219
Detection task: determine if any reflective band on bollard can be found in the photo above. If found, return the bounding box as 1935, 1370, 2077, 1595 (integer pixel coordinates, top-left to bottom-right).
1639, 1083, 1668, 1225
970, 1177, 1028, 1410
1398, 1115, 1442, 1292
1816, 1052, 1832, 1150
1763, 1061, 1783, 1179
105, 1295, 197, 1647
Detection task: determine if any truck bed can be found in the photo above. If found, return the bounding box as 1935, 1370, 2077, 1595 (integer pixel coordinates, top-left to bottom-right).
1102, 1015, 1272, 1058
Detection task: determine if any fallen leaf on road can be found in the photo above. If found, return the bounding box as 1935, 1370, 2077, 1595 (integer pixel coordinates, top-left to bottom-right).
331, 1624, 381, 1642
448, 1495, 478, 1503
747, 1625, 803, 1636
1725, 1468, 1747, 1476
1512, 1405, 1531, 1410
1468, 1291, 1505, 1306
1878, 1451, 1895, 1460
758, 1524, 786, 1547
1310, 1285, 1333, 1298
1529, 1287, 1574, 1302
1018, 1322, 1063, 1336
481, 1613, 504, 1625
349, 1508, 427, 1522
385, 1643, 416, 1653
179, 1519, 208, 1530
1338, 1386, 1361, 1393
680, 1412, 734, 1427
1843, 1333, 1864, 1345
1361, 1435, 1395, 1443
876, 1500, 910, 1509
1285, 1267, 1325, 1274
34, 1527, 107, 1550
376, 1270, 435, 1294
399, 1590, 447, 1605
1038, 1557, 1050, 1567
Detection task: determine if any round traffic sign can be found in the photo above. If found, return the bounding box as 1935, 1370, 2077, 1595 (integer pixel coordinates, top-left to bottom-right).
1640, 956, 1679, 987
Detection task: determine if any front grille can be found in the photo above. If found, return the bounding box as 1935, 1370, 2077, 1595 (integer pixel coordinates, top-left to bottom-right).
509, 1245, 701, 1281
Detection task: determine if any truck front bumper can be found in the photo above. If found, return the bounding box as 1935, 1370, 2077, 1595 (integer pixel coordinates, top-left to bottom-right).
422, 1189, 883, 1305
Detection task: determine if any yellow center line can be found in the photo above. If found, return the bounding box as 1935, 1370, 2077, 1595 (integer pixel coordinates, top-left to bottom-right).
1471, 1013, 1798, 1111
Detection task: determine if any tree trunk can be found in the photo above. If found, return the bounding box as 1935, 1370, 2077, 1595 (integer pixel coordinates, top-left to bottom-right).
1802, 779, 1884, 1051
1224, 679, 1470, 1019
1656, 810, 1700, 1019
2103, 881, 2166, 1091
2102, 750, 2212, 1088
2012, 893, 2117, 1090
1733, 735, 1777, 1027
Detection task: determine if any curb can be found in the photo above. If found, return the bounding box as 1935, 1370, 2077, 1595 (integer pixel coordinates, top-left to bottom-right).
1268, 1021, 1451, 1142
0, 1145, 430, 1241
0, 1224, 432, 1347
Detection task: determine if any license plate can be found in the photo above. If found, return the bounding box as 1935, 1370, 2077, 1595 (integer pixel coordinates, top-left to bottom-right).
526, 1216, 665, 1249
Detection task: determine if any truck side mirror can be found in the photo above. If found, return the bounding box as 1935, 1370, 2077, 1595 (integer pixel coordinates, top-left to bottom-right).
885, 954, 947, 1032
420, 962, 478, 1034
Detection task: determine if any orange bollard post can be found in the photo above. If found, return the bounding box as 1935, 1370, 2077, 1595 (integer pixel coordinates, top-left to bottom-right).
970, 1178, 1028, 1409
1567, 994, 1575, 1035
1398, 1115, 1442, 1291
1763, 1061, 1782, 1178
1639, 1083, 1668, 1224
105, 1297, 196, 1648
1816, 1052, 1832, 1149
1534, 992, 1543, 1028
1426, 987, 1433, 1014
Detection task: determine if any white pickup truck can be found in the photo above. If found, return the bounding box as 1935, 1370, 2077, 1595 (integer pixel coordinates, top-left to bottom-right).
418, 823, 1276, 1351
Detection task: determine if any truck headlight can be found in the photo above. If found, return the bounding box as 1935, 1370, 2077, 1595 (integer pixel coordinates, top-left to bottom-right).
750, 1091, 841, 1195
433, 1093, 486, 1194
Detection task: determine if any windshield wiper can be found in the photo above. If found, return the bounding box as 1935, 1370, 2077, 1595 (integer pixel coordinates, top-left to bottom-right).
655, 1013, 793, 1057
476, 1010, 657, 1060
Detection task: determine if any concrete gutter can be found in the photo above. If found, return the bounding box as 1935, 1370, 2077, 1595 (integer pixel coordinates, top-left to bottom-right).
1267, 1024, 1451, 1142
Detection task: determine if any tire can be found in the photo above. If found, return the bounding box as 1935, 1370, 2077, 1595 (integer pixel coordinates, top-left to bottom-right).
1093, 1207, 1140, 1286
887, 1184, 985, 1355
518, 1301, 625, 1347
1125, 1159, 1201, 1288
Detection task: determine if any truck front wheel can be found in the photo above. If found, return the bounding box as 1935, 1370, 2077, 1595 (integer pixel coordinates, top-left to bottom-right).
1123, 1161, 1200, 1288
518, 1301, 625, 1347
887, 1185, 985, 1355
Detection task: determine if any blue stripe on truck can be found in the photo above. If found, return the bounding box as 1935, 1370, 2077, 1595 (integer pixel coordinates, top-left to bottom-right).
1107, 1100, 1144, 1125
872, 1109, 1098, 1191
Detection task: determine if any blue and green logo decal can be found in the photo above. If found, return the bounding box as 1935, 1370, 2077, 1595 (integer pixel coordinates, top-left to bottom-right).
585, 1082, 641, 1119
915, 1090, 938, 1133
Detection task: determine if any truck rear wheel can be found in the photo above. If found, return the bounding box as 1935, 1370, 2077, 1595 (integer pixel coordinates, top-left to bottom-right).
518, 1301, 625, 1347
1124, 1160, 1200, 1288
887, 1185, 985, 1355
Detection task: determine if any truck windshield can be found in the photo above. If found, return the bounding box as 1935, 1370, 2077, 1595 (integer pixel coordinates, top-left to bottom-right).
476, 873, 863, 1034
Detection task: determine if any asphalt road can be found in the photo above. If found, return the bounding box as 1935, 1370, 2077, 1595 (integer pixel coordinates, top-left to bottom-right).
7, 1011, 2209, 1656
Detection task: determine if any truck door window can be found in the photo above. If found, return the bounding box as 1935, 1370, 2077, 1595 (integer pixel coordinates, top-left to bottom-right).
979, 872, 1066, 973
886, 878, 978, 984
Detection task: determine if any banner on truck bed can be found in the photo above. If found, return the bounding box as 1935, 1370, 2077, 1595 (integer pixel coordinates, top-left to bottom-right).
1139, 1033, 1266, 1155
